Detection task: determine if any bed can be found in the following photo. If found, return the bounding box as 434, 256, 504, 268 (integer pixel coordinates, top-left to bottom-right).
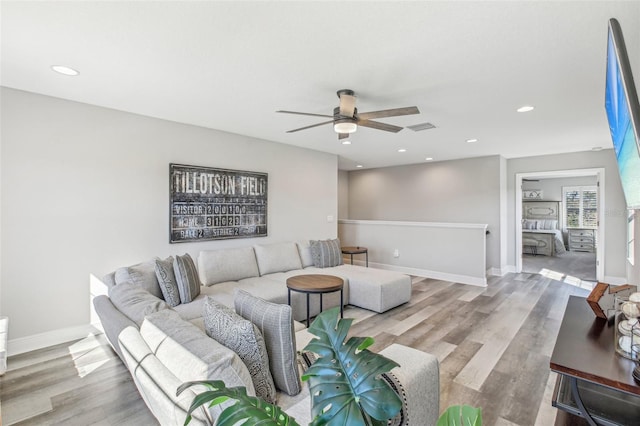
522, 201, 567, 256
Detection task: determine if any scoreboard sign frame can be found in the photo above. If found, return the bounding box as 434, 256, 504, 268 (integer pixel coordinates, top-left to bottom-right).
169, 163, 268, 243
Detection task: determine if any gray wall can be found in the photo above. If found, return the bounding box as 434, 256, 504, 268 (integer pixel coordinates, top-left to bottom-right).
343, 150, 631, 280
338, 170, 349, 220
522, 176, 597, 202
346, 156, 503, 271
1, 88, 338, 341
508, 149, 628, 280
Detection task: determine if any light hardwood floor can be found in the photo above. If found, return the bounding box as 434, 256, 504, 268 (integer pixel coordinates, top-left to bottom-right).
0, 273, 590, 426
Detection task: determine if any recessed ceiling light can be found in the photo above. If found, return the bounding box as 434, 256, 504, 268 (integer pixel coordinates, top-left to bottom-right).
592, 146, 603, 151
51, 65, 79, 76
356, 164, 363, 168
517, 105, 535, 113
466, 138, 478, 143
398, 148, 407, 153
425, 157, 433, 161
342, 140, 351, 145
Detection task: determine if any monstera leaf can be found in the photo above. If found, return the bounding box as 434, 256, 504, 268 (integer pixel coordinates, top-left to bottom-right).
301, 307, 402, 426
437, 405, 482, 426
177, 380, 300, 426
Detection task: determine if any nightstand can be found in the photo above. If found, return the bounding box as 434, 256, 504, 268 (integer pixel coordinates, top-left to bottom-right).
568, 228, 595, 252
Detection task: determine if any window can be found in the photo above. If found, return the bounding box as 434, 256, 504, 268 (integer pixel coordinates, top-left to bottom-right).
629, 210, 635, 266
563, 186, 598, 229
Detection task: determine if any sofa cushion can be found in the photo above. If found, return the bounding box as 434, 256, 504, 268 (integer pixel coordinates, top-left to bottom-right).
310, 239, 344, 268
234, 289, 301, 396
202, 297, 276, 404
114, 260, 164, 299
141, 309, 255, 394
154, 257, 181, 307
108, 280, 170, 326
174, 254, 201, 304
254, 242, 303, 275
198, 247, 260, 286
296, 241, 314, 268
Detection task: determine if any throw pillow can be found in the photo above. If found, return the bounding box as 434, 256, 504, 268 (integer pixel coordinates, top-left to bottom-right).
154, 257, 181, 307
234, 289, 301, 396
309, 238, 344, 268
173, 254, 201, 304
202, 297, 277, 404
114, 260, 164, 299
108, 280, 170, 326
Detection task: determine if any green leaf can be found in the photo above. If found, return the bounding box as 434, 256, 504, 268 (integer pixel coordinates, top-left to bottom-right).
302, 307, 402, 425
436, 405, 482, 426
176, 380, 300, 426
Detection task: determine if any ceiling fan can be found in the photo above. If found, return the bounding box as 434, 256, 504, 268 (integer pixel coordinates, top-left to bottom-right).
277, 89, 420, 140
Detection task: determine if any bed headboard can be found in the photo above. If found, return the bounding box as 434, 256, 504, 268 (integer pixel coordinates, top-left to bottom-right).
523, 201, 562, 229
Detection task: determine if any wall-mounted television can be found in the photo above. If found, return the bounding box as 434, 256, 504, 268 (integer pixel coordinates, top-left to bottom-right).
605, 18, 640, 210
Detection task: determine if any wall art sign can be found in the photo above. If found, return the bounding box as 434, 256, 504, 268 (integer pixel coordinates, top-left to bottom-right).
523, 189, 543, 200
169, 163, 268, 243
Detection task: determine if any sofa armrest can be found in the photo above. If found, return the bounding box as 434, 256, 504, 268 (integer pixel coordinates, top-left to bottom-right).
93, 295, 137, 363
379, 343, 440, 426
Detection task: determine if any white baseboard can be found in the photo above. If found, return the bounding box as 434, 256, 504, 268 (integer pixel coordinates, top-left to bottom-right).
8, 323, 101, 357
486, 265, 516, 277
355, 260, 487, 287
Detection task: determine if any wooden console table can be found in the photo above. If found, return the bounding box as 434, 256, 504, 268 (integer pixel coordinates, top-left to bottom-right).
550, 296, 640, 425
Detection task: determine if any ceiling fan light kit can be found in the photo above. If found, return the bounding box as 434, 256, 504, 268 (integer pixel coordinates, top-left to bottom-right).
334, 120, 357, 134
277, 89, 420, 141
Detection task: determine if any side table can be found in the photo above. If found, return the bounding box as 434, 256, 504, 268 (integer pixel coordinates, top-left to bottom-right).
341, 246, 368, 267
286, 274, 344, 326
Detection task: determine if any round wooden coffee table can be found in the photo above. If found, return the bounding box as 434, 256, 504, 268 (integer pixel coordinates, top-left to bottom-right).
286, 274, 344, 325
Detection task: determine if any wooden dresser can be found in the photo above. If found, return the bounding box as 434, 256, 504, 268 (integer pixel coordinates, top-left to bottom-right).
568, 228, 595, 252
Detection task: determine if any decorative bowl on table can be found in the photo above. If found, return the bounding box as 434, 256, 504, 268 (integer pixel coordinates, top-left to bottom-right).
615, 292, 640, 360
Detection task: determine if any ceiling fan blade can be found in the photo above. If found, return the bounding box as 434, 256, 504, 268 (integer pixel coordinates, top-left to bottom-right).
339, 93, 356, 117
286, 119, 335, 133
277, 110, 333, 118
357, 106, 420, 120
338, 133, 350, 140
357, 119, 404, 133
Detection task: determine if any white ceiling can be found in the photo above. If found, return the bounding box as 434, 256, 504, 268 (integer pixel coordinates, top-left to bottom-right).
2, 1, 639, 170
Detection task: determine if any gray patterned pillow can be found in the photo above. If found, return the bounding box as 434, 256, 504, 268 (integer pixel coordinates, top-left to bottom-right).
173, 254, 200, 304
203, 297, 277, 404
309, 238, 344, 268
234, 289, 301, 396
154, 257, 181, 307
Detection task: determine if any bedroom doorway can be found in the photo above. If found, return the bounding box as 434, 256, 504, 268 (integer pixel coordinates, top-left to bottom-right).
515, 168, 605, 286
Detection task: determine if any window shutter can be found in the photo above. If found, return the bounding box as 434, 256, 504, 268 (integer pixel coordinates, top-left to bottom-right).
563, 186, 598, 229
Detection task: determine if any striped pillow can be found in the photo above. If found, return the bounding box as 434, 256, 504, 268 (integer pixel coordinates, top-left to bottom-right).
310, 239, 344, 268
234, 289, 301, 396
173, 254, 201, 304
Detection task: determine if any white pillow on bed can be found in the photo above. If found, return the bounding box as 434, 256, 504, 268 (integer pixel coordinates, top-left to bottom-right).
541, 219, 558, 230
523, 219, 557, 230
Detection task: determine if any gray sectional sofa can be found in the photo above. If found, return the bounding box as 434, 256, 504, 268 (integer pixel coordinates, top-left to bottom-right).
93, 240, 439, 425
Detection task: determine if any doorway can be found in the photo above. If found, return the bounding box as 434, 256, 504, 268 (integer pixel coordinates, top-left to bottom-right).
515, 168, 605, 287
